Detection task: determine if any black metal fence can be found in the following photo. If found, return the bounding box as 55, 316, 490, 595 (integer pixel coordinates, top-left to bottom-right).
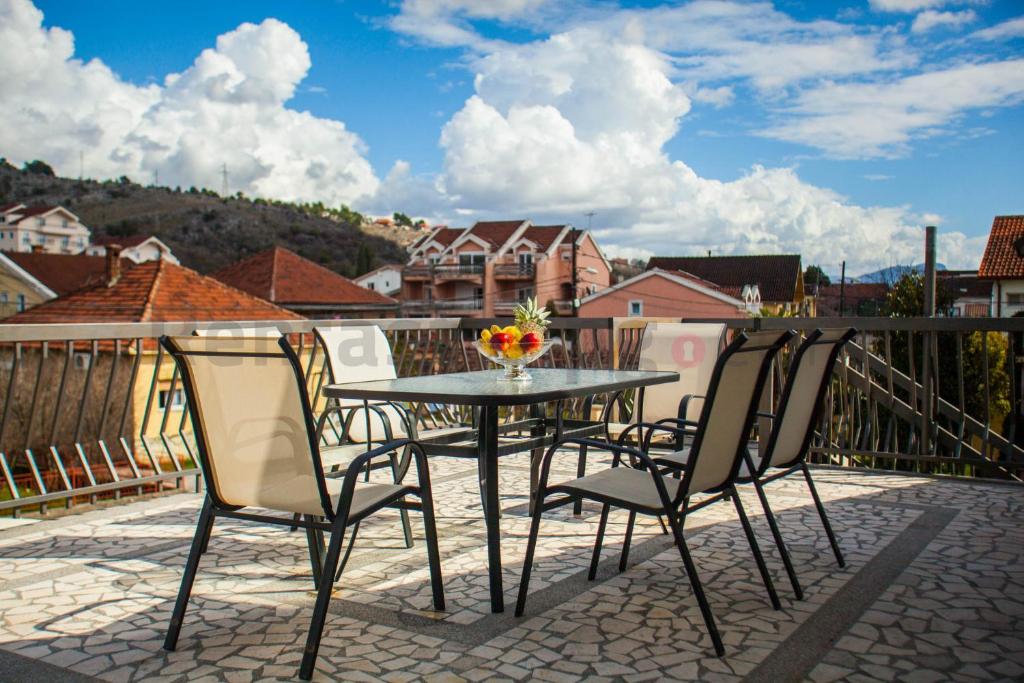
0, 315, 1021, 515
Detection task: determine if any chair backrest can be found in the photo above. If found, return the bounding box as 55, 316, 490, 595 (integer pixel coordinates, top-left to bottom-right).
635, 323, 726, 422
314, 325, 397, 384
763, 328, 856, 471
161, 335, 331, 517
680, 329, 793, 499
193, 325, 283, 338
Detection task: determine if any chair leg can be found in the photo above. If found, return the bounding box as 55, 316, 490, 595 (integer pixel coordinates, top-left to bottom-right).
588, 504, 610, 580
751, 478, 803, 600
299, 517, 348, 681
390, 451, 414, 549
619, 510, 636, 572
514, 502, 545, 617
419, 491, 446, 611
304, 515, 325, 590
801, 463, 845, 568
573, 443, 587, 516
333, 521, 360, 582
665, 509, 724, 656
164, 496, 215, 651
730, 486, 781, 610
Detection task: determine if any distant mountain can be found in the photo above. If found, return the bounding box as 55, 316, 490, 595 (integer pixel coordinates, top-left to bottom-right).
855, 263, 947, 284
0, 161, 407, 277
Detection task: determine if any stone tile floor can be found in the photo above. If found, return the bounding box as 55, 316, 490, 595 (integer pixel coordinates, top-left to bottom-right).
0, 453, 1022, 682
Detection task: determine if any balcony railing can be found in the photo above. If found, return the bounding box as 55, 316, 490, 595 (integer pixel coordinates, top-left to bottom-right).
493, 263, 535, 279
403, 265, 433, 279
433, 264, 484, 279
0, 316, 1022, 515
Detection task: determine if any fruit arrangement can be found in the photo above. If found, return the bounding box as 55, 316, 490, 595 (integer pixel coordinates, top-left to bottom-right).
478, 297, 551, 359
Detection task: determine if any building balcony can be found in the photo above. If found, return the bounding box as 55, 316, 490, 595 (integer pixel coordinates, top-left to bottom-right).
433, 296, 483, 311
493, 263, 535, 280
403, 265, 433, 280
432, 264, 484, 282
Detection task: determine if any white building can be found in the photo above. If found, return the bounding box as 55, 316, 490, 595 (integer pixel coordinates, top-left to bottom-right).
354, 264, 402, 296
85, 235, 179, 264
0, 203, 91, 255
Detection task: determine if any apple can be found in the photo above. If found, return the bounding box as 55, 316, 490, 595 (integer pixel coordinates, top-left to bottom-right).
490, 332, 511, 345
520, 331, 543, 351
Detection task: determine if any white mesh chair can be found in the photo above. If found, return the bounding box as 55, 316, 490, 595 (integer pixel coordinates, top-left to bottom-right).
516, 330, 793, 657
159, 335, 444, 681
601, 323, 726, 445
734, 328, 857, 599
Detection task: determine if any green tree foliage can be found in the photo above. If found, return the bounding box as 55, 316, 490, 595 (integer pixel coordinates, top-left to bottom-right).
884, 272, 1010, 437
338, 205, 364, 226
393, 211, 413, 227
803, 264, 831, 288
355, 243, 376, 276
23, 159, 55, 176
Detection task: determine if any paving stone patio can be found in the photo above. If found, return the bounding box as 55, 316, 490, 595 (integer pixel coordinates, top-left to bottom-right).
0, 452, 1022, 682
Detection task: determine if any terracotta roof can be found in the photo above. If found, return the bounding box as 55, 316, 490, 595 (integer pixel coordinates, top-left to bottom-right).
3, 260, 299, 323
432, 227, 464, 248
91, 234, 154, 247
978, 216, 1024, 279
212, 246, 397, 307
522, 225, 567, 252
3, 251, 127, 296
646, 255, 803, 303
8, 205, 58, 223
465, 220, 527, 249
815, 283, 889, 316
0, 203, 24, 213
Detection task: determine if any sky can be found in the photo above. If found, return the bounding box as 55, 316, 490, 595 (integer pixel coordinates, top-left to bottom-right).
2, 0, 1022, 276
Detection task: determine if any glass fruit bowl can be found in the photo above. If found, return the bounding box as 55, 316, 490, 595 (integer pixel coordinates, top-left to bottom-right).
475, 339, 554, 381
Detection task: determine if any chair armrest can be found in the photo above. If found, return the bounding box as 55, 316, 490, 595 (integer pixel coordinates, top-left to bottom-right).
328, 439, 429, 521
755, 410, 777, 420
678, 394, 706, 419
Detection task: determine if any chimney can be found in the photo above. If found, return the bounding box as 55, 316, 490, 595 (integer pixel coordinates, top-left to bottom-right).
105, 245, 123, 286
30, 244, 44, 254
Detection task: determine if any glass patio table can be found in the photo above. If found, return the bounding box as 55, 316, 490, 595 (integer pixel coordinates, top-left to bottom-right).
323, 367, 679, 613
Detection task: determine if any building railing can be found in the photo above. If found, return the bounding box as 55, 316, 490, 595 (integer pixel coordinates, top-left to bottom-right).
433, 264, 484, 278
0, 315, 1021, 515
493, 263, 535, 278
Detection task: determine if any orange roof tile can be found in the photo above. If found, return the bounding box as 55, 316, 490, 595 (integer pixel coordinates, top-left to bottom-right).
212, 246, 397, 307
3, 251, 129, 296
522, 225, 568, 251
3, 260, 300, 323
978, 216, 1024, 279
465, 220, 527, 249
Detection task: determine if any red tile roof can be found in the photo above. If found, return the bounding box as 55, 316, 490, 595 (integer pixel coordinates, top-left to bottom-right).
978, 216, 1024, 279
466, 220, 527, 249
4, 260, 299, 323
8, 205, 61, 224
647, 255, 803, 303
3, 251, 128, 296
0, 203, 24, 213
522, 225, 568, 251
212, 246, 397, 307
431, 227, 464, 248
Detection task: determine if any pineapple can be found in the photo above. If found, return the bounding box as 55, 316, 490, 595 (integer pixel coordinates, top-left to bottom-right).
513, 297, 551, 338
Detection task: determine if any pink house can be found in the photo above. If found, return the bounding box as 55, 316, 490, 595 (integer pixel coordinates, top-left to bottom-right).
402, 220, 612, 317
579, 269, 749, 319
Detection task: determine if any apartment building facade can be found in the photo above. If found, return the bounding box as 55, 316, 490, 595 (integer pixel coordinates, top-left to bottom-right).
401, 220, 612, 317
0, 203, 92, 255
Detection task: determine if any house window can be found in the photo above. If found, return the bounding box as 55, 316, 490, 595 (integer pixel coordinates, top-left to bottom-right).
0, 292, 7, 304
368, 282, 375, 290
61, 237, 69, 248
16, 294, 26, 312
1007, 294, 1024, 305
36, 217, 44, 227
518, 252, 533, 266
628, 300, 643, 316
159, 388, 186, 410
459, 253, 485, 266
517, 287, 535, 302
62, 219, 69, 228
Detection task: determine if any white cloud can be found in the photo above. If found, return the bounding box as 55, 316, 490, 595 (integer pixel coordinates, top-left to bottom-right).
760, 59, 1024, 158
869, 0, 958, 12
970, 16, 1024, 41
692, 85, 735, 108
911, 9, 977, 33
0, 0, 378, 204
389, 0, 551, 49
436, 27, 984, 272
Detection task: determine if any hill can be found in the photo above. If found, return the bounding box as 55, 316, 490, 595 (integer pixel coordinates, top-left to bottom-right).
0, 161, 408, 276
856, 263, 948, 284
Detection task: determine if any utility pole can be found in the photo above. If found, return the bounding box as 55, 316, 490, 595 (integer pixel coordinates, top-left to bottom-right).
78, 151, 83, 181
921, 225, 937, 455
923, 225, 937, 316
221, 163, 229, 197
573, 212, 595, 317
838, 261, 846, 317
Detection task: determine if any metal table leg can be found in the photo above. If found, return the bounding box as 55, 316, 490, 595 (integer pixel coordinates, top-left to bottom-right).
478, 405, 504, 612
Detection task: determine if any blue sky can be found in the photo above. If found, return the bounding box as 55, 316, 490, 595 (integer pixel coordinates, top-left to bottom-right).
5, 0, 1024, 274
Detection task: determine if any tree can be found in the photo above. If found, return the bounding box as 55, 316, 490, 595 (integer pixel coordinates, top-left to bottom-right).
393, 212, 413, 227
23, 159, 55, 176
883, 272, 1010, 450
804, 264, 831, 288
355, 243, 376, 276
338, 204, 365, 226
